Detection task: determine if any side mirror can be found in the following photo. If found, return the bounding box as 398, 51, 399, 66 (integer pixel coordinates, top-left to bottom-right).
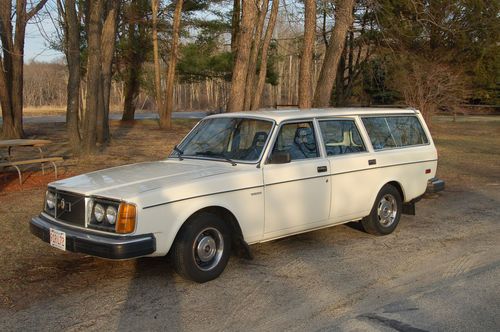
268, 151, 291, 164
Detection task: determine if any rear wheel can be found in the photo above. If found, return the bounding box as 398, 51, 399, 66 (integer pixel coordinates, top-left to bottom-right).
361, 184, 402, 235
172, 212, 231, 283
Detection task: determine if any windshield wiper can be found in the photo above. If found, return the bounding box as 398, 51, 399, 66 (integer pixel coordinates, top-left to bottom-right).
173, 145, 184, 161
195, 151, 237, 166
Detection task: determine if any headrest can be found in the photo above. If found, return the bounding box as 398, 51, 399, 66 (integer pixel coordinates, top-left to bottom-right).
252, 131, 268, 147
294, 127, 314, 144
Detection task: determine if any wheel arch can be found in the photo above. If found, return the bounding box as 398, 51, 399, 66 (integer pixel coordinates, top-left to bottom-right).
172, 205, 253, 260
386, 180, 405, 202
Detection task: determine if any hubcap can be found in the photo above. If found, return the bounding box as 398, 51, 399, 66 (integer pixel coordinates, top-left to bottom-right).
197, 236, 217, 262
377, 194, 397, 227
193, 227, 224, 271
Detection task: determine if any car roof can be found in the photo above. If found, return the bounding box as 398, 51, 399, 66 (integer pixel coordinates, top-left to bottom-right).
207, 107, 419, 123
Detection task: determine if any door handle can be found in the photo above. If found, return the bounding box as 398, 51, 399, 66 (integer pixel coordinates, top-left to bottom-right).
317, 166, 328, 173
368, 159, 377, 165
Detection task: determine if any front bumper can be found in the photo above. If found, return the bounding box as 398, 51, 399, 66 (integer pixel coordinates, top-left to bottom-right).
30, 215, 156, 260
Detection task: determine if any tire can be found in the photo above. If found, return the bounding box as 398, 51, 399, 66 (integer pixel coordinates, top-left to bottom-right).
172, 212, 231, 283
361, 184, 403, 235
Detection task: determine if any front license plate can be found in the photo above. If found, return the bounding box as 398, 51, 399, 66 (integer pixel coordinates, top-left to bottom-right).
49, 228, 66, 251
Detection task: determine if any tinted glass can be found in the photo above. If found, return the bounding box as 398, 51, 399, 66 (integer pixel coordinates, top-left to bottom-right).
272, 122, 318, 160
387, 116, 429, 146
362, 116, 429, 150
319, 120, 366, 156
361, 117, 397, 150
175, 117, 273, 162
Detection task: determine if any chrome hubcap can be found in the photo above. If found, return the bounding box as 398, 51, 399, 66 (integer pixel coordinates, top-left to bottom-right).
377, 194, 397, 227
193, 227, 224, 271
196, 236, 217, 262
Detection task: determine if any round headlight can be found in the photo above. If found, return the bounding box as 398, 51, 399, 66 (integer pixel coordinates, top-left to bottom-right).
46, 191, 55, 210
106, 206, 117, 225
94, 204, 105, 222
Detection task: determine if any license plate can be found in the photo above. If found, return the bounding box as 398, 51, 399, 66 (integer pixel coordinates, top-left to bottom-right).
49, 228, 66, 251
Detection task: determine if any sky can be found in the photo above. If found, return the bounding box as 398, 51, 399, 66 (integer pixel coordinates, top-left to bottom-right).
24, 1, 63, 63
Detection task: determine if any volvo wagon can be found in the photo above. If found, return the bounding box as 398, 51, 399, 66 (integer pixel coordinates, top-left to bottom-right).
30, 108, 443, 282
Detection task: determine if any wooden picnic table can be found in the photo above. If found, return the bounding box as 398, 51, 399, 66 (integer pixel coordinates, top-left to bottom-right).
0, 139, 52, 148
0, 139, 52, 160
0, 139, 62, 185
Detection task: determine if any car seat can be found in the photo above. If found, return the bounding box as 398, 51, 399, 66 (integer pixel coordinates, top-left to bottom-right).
292, 127, 317, 159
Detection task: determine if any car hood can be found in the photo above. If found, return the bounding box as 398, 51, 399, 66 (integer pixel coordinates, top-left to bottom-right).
50, 160, 236, 199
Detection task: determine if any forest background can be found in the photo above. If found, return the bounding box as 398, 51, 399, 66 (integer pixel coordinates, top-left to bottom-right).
1, 0, 498, 154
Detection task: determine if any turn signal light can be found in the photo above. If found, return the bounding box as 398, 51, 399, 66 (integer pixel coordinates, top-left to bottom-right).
425, 169, 431, 174
116, 203, 136, 234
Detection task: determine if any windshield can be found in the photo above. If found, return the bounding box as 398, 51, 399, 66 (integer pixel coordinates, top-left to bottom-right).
171, 117, 274, 163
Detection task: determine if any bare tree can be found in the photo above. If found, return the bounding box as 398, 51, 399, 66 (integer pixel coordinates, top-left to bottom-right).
0, 0, 49, 138
251, 0, 279, 110
298, 0, 316, 109
151, 0, 164, 118
23, 61, 67, 107
160, 0, 184, 129
227, 0, 258, 113
97, 0, 120, 143
82, 0, 104, 153
313, 0, 355, 107
243, 0, 269, 111
122, 27, 143, 122
58, 0, 81, 150
335, 8, 372, 106
231, 0, 241, 54
392, 56, 468, 126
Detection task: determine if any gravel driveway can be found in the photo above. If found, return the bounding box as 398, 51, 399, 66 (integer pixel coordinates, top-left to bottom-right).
1, 116, 499, 331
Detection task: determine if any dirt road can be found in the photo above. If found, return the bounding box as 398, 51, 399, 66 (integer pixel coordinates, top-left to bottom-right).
1, 116, 499, 331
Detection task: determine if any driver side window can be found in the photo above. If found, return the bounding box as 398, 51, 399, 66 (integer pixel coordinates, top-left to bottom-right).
272, 122, 319, 161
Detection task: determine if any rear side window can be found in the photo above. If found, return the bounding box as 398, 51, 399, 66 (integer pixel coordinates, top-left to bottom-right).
362, 116, 429, 150
319, 120, 366, 156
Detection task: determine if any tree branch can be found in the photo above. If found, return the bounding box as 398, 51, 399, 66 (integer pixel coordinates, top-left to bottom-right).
27, 0, 49, 21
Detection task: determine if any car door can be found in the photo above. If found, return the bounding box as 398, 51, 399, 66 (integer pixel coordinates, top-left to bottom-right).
318, 117, 374, 222
263, 120, 331, 237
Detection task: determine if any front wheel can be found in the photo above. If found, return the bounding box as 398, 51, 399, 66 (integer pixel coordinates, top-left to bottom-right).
172, 212, 231, 283
361, 184, 402, 235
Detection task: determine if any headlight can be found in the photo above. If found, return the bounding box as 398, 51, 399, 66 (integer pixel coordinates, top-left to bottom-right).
94, 204, 105, 222
46, 191, 56, 210
88, 199, 135, 234
106, 206, 117, 225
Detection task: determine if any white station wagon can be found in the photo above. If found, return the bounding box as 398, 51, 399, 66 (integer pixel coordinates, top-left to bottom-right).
31, 108, 444, 282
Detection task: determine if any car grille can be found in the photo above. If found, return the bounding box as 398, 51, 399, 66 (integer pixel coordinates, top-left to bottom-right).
54, 191, 86, 227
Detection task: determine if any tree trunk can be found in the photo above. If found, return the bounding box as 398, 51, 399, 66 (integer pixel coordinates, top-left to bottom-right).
251, 0, 279, 110
83, 0, 104, 154
151, 0, 164, 115
0, 0, 48, 138
313, 0, 355, 108
160, 0, 184, 129
231, 0, 241, 54
298, 0, 316, 109
227, 0, 258, 113
0, 63, 13, 133
122, 63, 140, 121
63, 0, 82, 151
11, 42, 25, 138
243, 0, 269, 111
0, 55, 17, 138
335, 37, 348, 106
97, 0, 119, 143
